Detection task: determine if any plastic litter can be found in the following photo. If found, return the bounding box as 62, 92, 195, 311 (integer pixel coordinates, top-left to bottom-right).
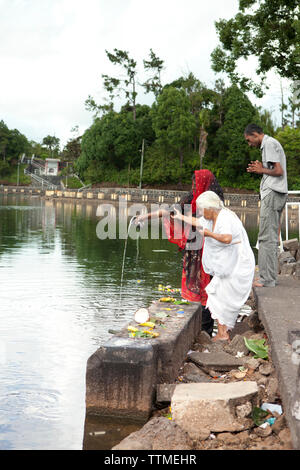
259, 422, 270, 429
261, 403, 283, 415
266, 417, 276, 426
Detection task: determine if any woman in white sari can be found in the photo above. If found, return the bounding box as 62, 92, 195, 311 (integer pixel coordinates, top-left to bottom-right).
174, 191, 255, 342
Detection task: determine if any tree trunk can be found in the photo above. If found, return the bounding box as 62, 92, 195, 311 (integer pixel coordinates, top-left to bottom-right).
199, 127, 208, 169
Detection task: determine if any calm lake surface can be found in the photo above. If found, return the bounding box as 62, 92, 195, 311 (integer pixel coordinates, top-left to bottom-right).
0, 194, 297, 450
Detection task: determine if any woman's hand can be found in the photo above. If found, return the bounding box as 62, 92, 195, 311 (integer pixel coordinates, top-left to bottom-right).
172, 207, 183, 221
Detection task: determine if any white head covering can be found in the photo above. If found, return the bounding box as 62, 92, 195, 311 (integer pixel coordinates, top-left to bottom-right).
196, 190, 224, 211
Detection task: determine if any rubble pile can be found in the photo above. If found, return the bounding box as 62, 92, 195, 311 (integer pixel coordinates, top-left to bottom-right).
113, 291, 293, 451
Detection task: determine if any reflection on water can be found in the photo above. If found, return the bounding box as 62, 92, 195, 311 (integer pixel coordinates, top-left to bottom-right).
0, 194, 298, 450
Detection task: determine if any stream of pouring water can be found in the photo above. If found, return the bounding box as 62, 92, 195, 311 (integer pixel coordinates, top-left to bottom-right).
115, 216, 140, 317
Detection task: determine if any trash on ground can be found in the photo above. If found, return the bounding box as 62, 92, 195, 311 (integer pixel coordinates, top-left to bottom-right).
259, 422, 271, 429
261, 403, 283, 415
234, 370, 248, 379
235, 351, 245, 358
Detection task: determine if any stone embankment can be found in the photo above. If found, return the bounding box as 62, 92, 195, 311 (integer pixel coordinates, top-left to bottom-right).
2, 184, 300, 208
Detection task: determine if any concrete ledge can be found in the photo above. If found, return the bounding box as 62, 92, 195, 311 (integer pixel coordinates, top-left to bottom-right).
85, 301, 202, 422
254, 275, 300, 450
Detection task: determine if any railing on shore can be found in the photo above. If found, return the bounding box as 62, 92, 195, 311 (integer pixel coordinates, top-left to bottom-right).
285, 191, 300, 241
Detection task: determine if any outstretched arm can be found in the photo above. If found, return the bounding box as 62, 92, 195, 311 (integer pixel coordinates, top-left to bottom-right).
135, 209, 169, 224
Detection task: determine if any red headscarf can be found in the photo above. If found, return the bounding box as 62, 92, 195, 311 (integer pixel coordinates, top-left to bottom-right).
191, 170, 216, 214
163, 169, 218, 249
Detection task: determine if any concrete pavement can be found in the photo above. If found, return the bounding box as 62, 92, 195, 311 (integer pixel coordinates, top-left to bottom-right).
254, 275, 300, 450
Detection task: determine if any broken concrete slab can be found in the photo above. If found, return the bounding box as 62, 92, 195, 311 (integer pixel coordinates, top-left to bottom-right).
188, 350, 246, 372
171, 382, 258, 438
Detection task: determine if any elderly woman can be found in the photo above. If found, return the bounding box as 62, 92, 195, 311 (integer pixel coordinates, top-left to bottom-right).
135, 170, 224, 336
174, 190, 255, 342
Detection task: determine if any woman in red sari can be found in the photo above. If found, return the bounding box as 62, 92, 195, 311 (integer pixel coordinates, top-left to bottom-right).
136, 170, 224, 336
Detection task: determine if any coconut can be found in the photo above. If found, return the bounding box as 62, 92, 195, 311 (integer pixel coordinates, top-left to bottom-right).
134, 308, 150, 324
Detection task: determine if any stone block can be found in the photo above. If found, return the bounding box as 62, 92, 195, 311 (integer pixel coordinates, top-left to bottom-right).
156, 384, 176, 403
85, 301, 202, 420
279, 251, 296, 265
86, 336, 156, 422
171, 382, 258, 437
223, 334, 250, 357
283, 239, 299, 253
188, 350, 245, 372
281, 262, 296, 275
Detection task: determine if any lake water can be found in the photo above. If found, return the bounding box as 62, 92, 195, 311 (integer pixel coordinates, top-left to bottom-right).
0, 194, 298, 450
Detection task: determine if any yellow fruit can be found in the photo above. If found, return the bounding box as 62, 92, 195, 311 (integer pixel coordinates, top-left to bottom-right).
140, 321, 156, 328
127, 326, 139, 333
159, 297, 175, 302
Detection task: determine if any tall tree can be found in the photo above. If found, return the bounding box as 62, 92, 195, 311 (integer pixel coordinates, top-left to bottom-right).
211, 0, 300, 96
210, 85, 260, 181
142, 49, 164, 98
151, 86, 196, 174
102, 49, 138, 120
42, 135, 60, 157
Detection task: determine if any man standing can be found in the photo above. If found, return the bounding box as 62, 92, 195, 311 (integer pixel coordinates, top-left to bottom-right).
245, 124, 288, 287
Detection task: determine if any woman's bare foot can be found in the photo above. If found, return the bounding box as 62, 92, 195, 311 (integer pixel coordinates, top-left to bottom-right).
212, 333, 230, 342
213, 322, 230, 342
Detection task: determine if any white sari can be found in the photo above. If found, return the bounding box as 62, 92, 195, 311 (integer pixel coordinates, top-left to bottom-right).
201, 209, 255, 330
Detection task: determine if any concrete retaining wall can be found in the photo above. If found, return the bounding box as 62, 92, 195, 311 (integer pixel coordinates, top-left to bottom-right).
85, 301, 202, 422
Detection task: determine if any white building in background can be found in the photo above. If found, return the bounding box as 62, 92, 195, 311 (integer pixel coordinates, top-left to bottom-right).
45, 159, 60, 176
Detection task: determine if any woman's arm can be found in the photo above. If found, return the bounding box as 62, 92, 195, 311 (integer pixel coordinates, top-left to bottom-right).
135, 209, 169, 223
203, 229, 232, 244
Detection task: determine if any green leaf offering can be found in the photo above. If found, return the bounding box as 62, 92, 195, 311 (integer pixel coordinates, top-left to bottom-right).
244, 337, 269, 360
252, 407, 269, 427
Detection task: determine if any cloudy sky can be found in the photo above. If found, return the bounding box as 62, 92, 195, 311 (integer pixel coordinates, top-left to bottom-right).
0, 0, 289, 148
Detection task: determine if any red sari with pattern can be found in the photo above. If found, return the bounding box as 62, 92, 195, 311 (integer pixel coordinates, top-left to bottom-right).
163, 170, 224, 305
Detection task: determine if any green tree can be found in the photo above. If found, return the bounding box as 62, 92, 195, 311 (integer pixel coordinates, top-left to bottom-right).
211, 0, 300, 96
142, 49, 164, 98
208, 85, 260, 184
42, 135, 60, 157
77, 105, 155, 182
0, 120, 10, 161
150, 86, 196, 179
275, 126, 300, 189
102, 49, 138, 120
